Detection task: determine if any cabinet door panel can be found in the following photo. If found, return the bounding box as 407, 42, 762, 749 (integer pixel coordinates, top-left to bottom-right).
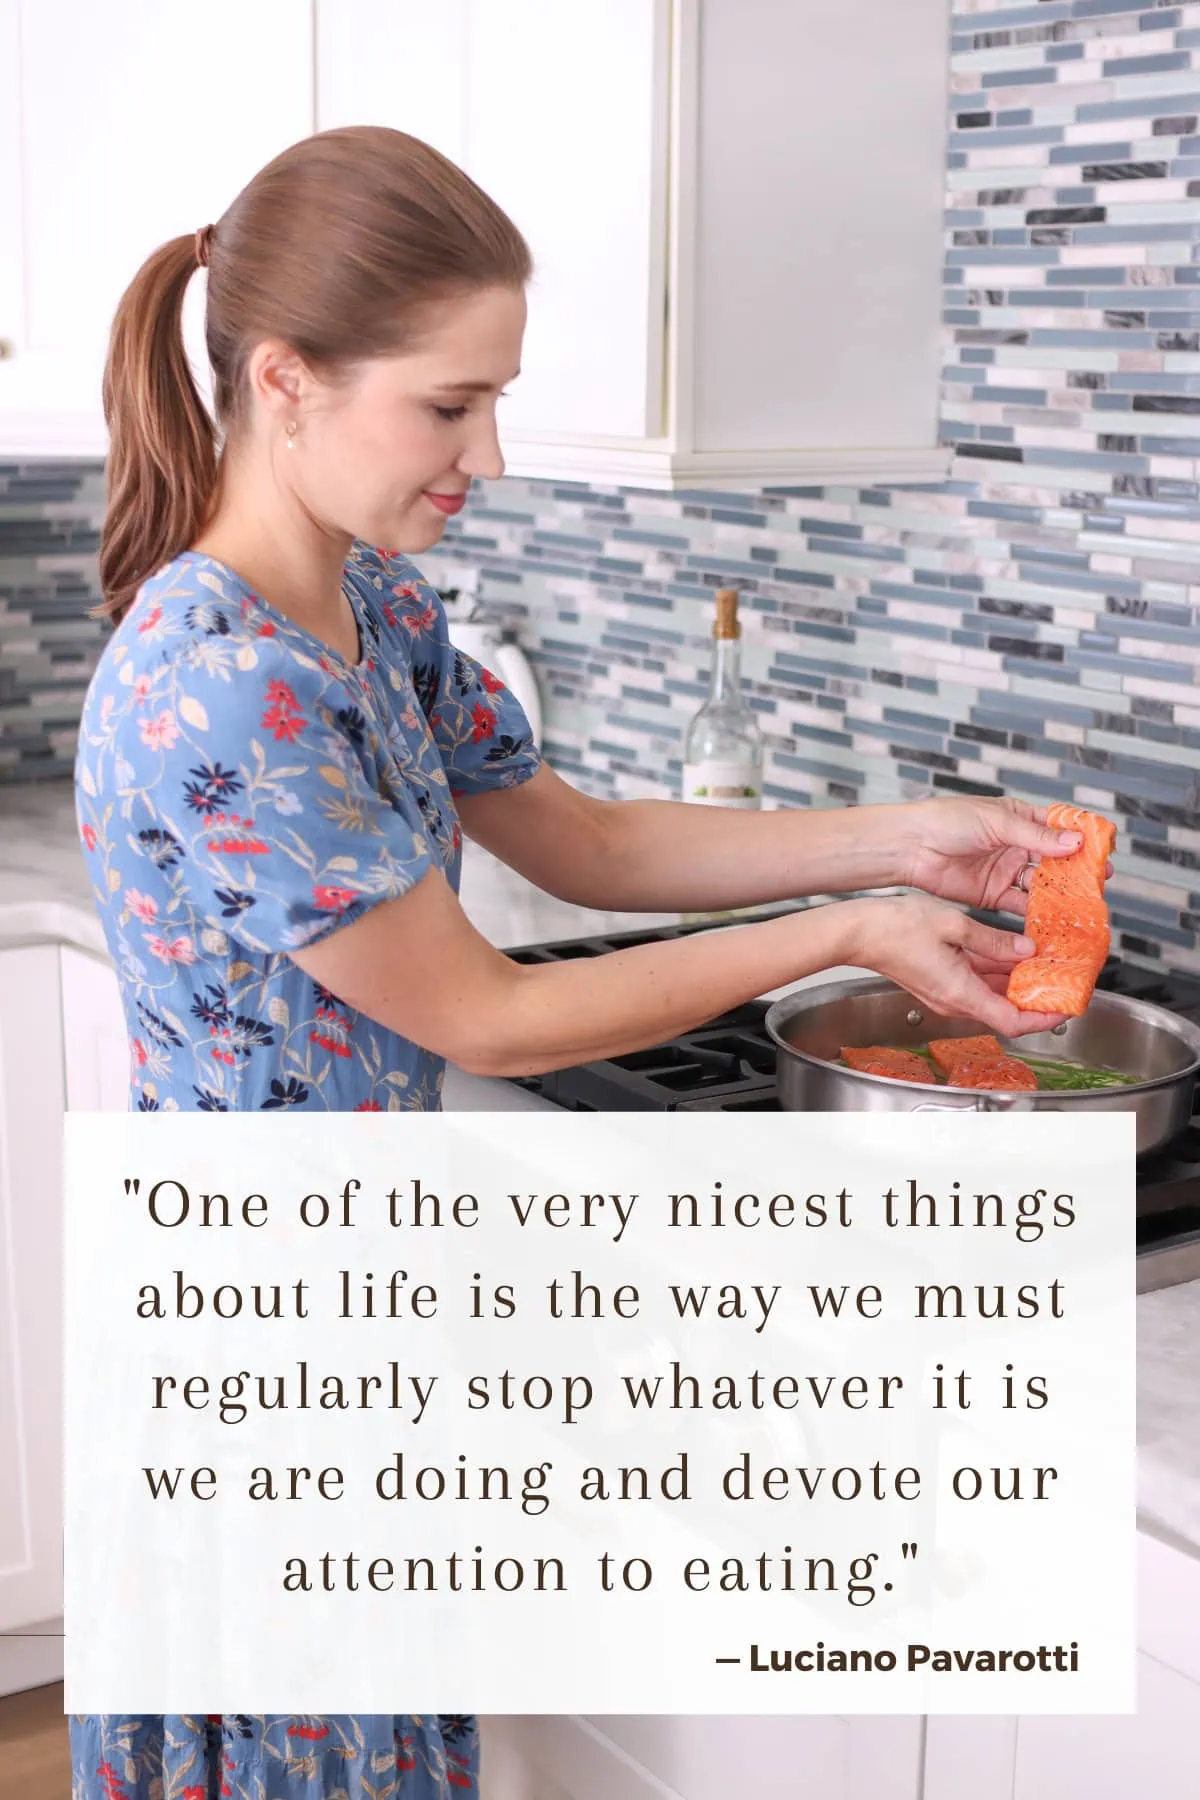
465, 0, 669, 443
316, 0, 669, 444
0, 947, 65, 1634
692, 0, 948, 455
61, 949, 128, 1115
316, 0, 469, 166
1013, 1656, 1200, 1800
0, 0, 312, 445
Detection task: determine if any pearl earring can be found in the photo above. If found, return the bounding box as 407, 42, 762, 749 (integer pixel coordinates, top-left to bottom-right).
285, 420, 297, 450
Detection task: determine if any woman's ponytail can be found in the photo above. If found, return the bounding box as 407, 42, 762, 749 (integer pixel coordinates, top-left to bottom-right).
98, 234, 218, 622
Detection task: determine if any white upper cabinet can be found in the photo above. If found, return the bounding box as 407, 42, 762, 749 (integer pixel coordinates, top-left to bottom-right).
0, 0, 312, 455
317, 0, 670, 446
0, 0, 951, 488
317, 0, 952, 490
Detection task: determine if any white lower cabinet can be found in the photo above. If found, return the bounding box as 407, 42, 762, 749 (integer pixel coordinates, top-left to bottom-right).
488, 1537, 1200, 1797
483, 1714, 923, 1800
0, 941, 126, 1697
923, 1658, 1200, 1800
923, 1535, 1200, 1800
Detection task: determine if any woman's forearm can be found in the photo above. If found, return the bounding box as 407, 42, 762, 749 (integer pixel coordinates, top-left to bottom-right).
580, 796, 912, 912
291, 866, 867, 1079
468, 897, 864, 1076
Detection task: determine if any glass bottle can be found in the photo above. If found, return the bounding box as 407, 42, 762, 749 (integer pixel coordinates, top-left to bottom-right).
681, 587, 764, 809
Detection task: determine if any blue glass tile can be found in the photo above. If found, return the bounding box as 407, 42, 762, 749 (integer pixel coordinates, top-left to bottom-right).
974, 385, 1050, 403
1080, 93, 1200, 123
949, 124, 1063, 148
1048, 142, 1132, 165
963, 1, 1069, 24
1073, 0, 1159, 18
1101, 53, 1190, 77
799, 517, 863, 539
981, 66, 1061, 89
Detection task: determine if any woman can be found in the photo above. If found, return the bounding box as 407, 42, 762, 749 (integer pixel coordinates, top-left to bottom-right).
73, 126, 1084, 1798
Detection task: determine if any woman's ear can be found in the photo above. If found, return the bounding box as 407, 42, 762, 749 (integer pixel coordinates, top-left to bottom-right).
246, 338, 311, 425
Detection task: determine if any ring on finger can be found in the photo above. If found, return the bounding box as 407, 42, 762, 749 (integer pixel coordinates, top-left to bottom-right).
1012, 860, 1038, 895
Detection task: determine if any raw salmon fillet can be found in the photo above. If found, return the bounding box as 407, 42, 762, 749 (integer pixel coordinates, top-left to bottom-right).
928, 1034, 1038, 1092
1006, 803, 1115, 1018
841, 1046, 937, 1084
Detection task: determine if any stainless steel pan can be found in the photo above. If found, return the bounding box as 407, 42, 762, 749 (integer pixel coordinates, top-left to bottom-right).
764, 977, 1200, 1156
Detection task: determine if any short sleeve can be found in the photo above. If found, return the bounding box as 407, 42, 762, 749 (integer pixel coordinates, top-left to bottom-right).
118, 635, 435, 956
373, 551, 543, 800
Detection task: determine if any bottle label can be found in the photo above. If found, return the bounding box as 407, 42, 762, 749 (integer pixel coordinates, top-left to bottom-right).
681, 759, 763, 809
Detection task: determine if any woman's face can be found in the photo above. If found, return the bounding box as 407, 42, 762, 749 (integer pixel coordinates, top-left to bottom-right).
272, 283, 527, 553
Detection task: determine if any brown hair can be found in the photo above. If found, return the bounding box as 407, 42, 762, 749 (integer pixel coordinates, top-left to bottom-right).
98, 126, 532, 621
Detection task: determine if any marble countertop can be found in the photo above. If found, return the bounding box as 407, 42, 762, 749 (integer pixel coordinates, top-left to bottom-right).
4, 778, 1200, 1570
1136, 1278, 1200, 1560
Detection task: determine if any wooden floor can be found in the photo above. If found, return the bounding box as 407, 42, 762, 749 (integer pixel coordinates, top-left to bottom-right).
0, 1683, 70, 1800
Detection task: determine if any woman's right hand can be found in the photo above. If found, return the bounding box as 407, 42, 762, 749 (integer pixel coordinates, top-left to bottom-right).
842, 893, 1067, 1039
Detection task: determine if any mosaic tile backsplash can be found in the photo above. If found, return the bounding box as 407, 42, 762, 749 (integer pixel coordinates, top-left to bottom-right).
3, 0, 1200, 970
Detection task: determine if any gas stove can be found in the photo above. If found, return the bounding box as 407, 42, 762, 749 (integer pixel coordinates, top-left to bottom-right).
503, 912, 1200, 1296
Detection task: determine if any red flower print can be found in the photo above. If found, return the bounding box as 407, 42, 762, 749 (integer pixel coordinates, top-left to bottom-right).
354, 1100, 383, 1111
313, 884, 357, 911
382, 603, 398, 627
481, 668, 504, 694
403, 601, 437, 635
146, 933, 197, 966
262, 679, 305, 743
81, 823, 97, 851
287, 1724, 330, 1740
184, 1787, 207, 1799
311, 1029, 352, 1058
207, 836, 269, 854
131, 1038, 147, 1068
256, 620, 276, 637
96, 1762, 129, 1799
470, 701, 496, 742
136, 603, 163, 634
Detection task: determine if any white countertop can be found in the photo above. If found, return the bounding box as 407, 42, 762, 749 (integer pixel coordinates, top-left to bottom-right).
5, 779, 1200, 1572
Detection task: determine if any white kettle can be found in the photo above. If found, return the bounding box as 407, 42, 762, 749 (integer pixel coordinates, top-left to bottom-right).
439, 586, 544, 750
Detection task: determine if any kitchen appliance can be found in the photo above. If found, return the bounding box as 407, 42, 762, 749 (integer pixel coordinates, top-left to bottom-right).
438, 581, 543, 749
499, 913, 1200, 1295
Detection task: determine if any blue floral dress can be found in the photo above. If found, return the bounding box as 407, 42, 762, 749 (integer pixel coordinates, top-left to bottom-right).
74, 542, 540, 1113
71, 542, 541, 1799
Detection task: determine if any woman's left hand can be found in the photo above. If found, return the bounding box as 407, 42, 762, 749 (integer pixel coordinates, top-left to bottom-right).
897, 796, 1113, 915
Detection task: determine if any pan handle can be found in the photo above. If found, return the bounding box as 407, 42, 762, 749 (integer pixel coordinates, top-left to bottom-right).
912, 1097, 1058, 1114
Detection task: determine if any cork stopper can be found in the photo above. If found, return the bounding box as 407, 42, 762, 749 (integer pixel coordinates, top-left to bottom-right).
713, 587, 740, 639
